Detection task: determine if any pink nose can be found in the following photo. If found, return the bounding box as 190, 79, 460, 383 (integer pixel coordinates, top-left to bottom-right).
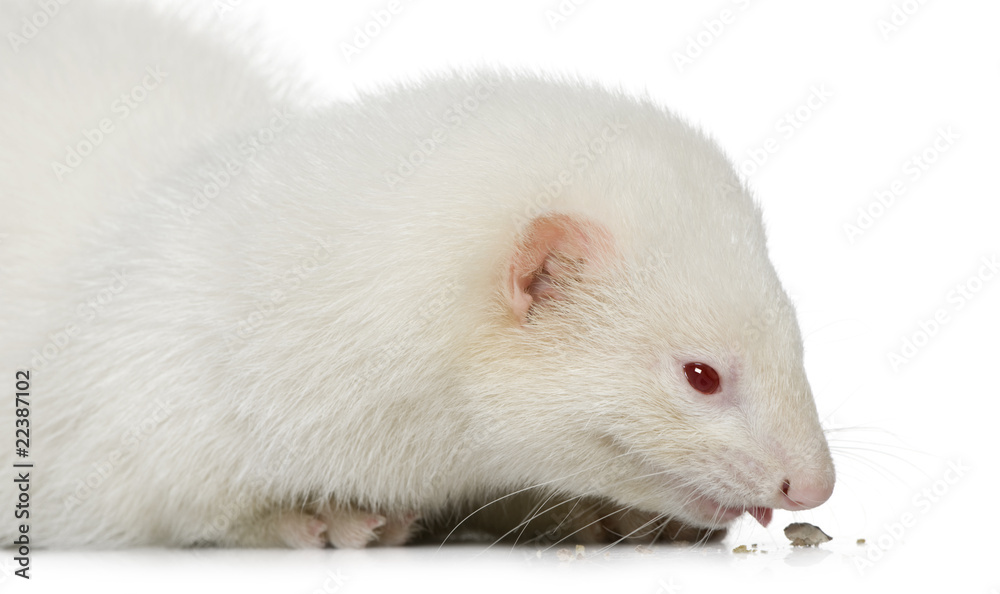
778, 477, 834, 510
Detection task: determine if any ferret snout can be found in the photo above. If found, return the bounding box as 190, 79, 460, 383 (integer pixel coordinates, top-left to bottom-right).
778, 474, 834, 510
762, 389, 837, 513
755, 403, 837, 514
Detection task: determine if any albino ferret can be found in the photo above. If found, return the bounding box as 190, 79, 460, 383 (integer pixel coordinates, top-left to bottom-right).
0, 2, 834, 548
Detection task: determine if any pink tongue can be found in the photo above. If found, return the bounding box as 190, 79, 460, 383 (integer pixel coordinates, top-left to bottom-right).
748, 507, 772, 527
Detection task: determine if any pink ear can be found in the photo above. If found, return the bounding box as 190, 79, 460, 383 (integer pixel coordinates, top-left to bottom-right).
508, 213, 614, 325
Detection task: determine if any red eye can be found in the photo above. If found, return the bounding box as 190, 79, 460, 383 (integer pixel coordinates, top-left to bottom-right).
683, 362, 720, 394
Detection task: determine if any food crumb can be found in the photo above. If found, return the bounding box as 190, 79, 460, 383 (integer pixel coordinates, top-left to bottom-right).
856, 538, 866, 545
732, 544, 752, 554
635, 544, 654, 555
783, 522, 832, 547
556, 548, 573, 561
575, 544, 586, 559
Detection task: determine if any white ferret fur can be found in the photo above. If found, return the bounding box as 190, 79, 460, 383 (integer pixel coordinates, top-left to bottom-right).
0, 2, 834, 548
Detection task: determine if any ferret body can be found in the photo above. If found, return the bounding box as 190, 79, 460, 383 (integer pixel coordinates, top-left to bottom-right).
0, 2, 834, 548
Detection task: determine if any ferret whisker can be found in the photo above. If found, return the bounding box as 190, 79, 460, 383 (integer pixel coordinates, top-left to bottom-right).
540, 506, 628, 553
826, 438, 930, 456
509, 490, 565, 549
529, 495, 594, 546
597, 510, 668, 556
830, 447, 931, 484
488, 491, 575, 553
438, 452, 640, 550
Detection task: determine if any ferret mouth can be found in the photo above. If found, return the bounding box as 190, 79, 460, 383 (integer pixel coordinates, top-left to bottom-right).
630, 455, 773, 528
691, 495, 772, 528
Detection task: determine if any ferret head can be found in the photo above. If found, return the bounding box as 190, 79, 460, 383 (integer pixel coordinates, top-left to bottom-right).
459, 77, 835, 531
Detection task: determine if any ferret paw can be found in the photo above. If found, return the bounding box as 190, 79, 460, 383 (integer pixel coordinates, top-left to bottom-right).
377, 512, 421, 546
275, 512, 329, 549
318, 507, 421, 548
319, 507, 385, 549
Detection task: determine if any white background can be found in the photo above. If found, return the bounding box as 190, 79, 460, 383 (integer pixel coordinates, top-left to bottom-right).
5, 0, 999, 592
